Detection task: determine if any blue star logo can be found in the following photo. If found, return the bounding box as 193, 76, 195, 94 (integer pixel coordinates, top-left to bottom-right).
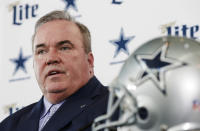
63, 0, 78, 11
141, 51, 171, 81
136, 43, 185, 95
10, 48, 31, 76
110, 28, 134, 58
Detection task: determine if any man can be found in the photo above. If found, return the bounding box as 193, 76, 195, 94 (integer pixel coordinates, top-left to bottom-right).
0, 10, 109, 131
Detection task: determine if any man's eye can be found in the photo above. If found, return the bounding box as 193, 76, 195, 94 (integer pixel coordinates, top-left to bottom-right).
37, 49, 46, 55
60, 46, 70, 50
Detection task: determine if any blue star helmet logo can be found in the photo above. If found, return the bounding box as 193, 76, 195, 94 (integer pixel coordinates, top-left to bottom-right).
141, 51, 171, 81
110, 28, 134, 58
63, 0, 78, 11
10, 48, 31, 76
136, 43, 185, 95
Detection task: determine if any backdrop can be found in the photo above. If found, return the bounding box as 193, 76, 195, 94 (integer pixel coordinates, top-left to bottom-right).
0, 0, 200, 121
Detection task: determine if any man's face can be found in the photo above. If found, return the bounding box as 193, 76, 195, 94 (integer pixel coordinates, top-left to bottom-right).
33, 20, 94, 104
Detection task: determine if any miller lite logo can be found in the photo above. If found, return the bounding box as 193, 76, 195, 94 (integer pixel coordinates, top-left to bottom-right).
160, 22, 200, 39
8, 2, 39, 25
3, 103, 22, 116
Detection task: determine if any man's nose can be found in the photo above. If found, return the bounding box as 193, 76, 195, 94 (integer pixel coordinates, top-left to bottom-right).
45, 51, 61, 65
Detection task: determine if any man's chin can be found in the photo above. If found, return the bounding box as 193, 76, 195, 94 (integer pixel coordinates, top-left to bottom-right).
45, 85, 67, 93
45, 90, 68, 104
48, 88, 66, 93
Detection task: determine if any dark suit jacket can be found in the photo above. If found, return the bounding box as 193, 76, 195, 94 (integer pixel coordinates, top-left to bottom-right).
0, 76, 109, 131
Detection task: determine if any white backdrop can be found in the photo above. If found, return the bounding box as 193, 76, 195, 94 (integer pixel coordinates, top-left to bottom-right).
0, 0, 200, 121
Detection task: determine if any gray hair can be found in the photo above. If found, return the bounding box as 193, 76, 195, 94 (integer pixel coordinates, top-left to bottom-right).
32, 10, 91, 53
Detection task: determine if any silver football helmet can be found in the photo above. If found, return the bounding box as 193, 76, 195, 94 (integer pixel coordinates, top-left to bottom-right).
93, 36, 200, 131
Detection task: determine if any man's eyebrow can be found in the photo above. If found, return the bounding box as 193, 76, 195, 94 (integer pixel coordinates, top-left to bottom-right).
57, 40, 73, 46
35, 43, 46, 49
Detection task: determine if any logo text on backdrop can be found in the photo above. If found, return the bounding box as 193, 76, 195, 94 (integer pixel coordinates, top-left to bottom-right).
161, 22, 200, 39
112, 0, 123, 4
3, 103, 22, 116
13, 3, 39, 25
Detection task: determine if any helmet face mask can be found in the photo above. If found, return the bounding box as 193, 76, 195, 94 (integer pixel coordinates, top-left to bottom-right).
93, 36, 200, 131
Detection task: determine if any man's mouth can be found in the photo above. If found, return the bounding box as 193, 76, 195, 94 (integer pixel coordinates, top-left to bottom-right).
47, 70, 65, 77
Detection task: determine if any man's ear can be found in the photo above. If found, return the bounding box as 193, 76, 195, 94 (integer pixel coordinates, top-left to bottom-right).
87, 52, 94, 68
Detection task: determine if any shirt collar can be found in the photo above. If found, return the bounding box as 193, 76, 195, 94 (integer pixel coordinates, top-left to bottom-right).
40, 97, 65, 119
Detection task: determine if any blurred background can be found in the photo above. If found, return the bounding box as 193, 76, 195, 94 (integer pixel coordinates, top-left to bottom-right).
0, 0, 199, 121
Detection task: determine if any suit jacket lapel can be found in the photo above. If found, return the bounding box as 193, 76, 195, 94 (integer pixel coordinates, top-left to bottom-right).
42, 76, 103, 131
18, 98, 43, 131
42, 96, 94, 131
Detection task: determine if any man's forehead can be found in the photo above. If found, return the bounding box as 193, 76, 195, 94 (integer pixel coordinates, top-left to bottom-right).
37, 20, 77, 31
35, 20, 81, 39
33, 19, 83, 50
